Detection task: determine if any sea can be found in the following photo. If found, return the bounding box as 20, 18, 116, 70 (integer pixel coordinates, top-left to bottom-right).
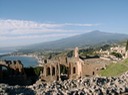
0, 50, 38, 67
0, 50, 13, 55
0, 56, 38, 67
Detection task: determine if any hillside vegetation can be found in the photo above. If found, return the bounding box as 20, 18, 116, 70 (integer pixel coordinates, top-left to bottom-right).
100, 59, 128, 77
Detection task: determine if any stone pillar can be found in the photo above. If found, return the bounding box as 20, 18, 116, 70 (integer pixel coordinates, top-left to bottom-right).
125, 51, 128, 59
67, 63, 69, 79
70, 63, 73, 79
44, 66, 46, 77
55, 65, 56, 76
50, 65, 52, 81
58, 62, 61, 81
77, 61, 83, 78
75, 47, 79, 58
55, 65, 57, 80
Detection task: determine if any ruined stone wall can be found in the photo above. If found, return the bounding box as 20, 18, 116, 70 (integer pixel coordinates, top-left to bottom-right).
82, 59, 108, 76
8, 60, 24, 73
39, 47, 111, 82
68, 62, 78, 79
41, 63, 58, 82
0, 60, 27, 85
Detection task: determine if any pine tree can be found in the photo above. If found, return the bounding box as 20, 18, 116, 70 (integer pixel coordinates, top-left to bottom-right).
126, 40, 128, 51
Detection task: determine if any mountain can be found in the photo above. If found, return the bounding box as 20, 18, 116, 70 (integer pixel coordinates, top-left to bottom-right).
26, 31, 128, 49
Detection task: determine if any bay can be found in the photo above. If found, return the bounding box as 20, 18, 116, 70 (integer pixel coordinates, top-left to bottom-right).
0, 49, 16, 55
0, 56, 38, 67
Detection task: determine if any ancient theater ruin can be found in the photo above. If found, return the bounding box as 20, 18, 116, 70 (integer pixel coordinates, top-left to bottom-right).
0, 60, 26, 84
40, 47, 109, 82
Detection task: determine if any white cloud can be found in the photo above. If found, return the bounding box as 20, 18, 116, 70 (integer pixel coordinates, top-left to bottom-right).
0, 19, 61, 29
60, 23, 99, 27
0, 19, 98, 30
0, 33, 79, 40
0, 19, 99, 47
0, 19, 96, 36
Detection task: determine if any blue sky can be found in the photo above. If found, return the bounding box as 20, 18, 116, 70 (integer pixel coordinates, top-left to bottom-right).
0, 0, 128, 47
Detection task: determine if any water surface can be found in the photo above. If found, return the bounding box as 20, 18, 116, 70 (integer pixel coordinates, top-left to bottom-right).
0, 56, 38, 67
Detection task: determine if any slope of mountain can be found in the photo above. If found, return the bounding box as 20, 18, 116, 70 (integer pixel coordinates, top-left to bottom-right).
26, 31, 128, 49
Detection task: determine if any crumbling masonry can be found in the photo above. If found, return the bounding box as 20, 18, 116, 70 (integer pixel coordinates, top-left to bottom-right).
40, 47, 108, 82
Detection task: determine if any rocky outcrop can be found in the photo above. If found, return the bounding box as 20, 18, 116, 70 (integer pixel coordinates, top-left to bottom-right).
30, 72, 128, 95
0, 72, 128, 95
0, 84, 35, 95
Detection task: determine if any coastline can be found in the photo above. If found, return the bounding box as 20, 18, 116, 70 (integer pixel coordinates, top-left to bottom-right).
0, 55, 38, 67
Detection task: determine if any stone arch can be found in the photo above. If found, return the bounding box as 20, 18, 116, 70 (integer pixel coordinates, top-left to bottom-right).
41, 67, 44, 74
1, 66, 8, 71
60, 64, 68, 74
73, 67, 76, 74
0, 65, 10, 79
92, 71, 95, 75
46, 67, 50, 76
52, 66, 55, 76
44, 59, 47, 63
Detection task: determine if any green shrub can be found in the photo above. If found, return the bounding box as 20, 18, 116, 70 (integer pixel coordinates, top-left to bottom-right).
111, 52, 122, 58
34, 67, 42, 76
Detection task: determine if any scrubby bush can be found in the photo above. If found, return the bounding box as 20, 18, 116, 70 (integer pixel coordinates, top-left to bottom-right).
34, 67, 42, 76
111, 52, 122, 58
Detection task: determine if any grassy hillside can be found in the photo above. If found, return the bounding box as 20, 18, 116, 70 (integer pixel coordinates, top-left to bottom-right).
100, 59, 128, 77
